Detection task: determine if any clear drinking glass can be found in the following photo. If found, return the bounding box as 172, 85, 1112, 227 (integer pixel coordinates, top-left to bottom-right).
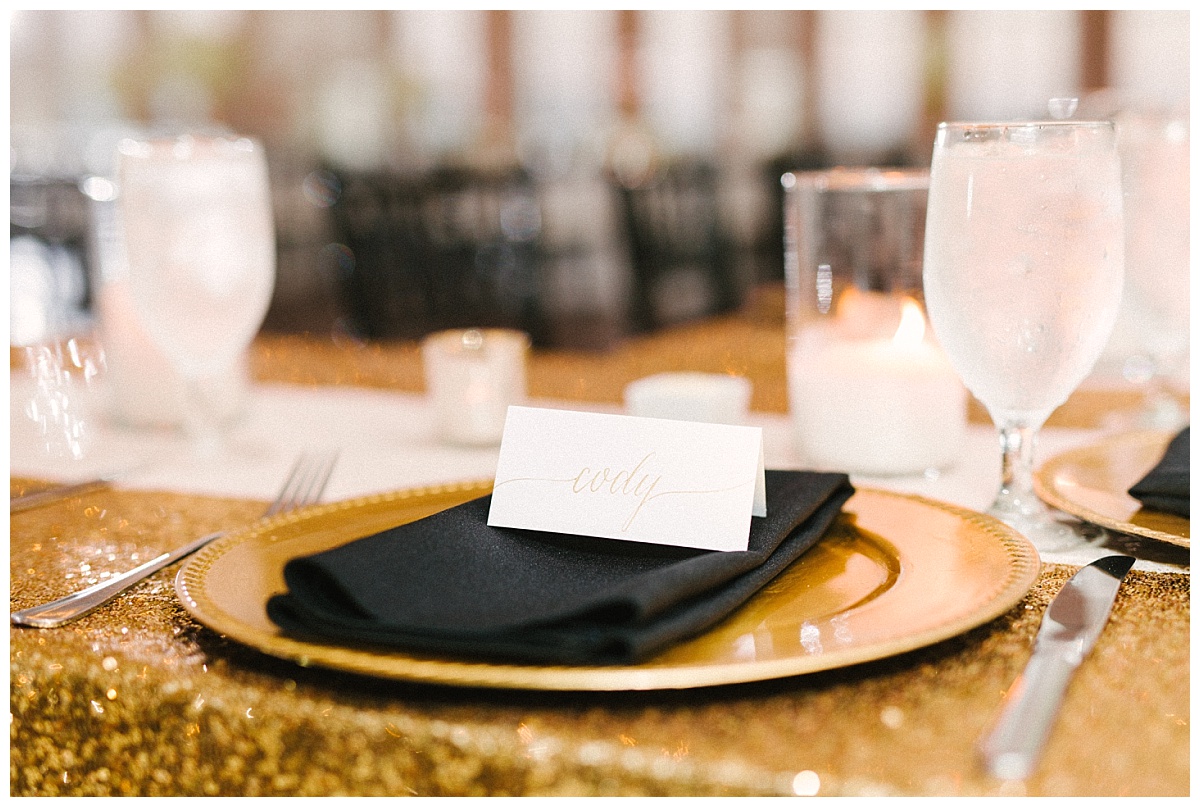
116, 134, 276, 453
421, 328, 529, 446
922, 121, 1125, 549
1113, 106, 1190, 428
783, 167, 967, 476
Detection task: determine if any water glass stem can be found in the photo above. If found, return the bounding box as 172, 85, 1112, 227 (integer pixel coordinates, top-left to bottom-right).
180, 375, 226, 456
991, 422, 1046, 520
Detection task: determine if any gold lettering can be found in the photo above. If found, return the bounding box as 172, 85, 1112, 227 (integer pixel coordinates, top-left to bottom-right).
622, 473, 662, 531
589, 468, 609, 492
608, 470, 628, 493
624, 453, 654, 496
499, 451, 749, 533
571, 468, 591, 493
564, 452, 665, 531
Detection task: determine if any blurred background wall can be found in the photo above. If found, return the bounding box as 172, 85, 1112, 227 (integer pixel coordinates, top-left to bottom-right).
9, 9, 1190, 349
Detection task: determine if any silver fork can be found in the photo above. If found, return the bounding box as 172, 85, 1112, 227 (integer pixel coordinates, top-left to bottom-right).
11, 451, 338, 628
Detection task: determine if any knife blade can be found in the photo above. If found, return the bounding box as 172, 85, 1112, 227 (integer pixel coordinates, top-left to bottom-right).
979, 554, 1135, 780
10, 477, 115, 514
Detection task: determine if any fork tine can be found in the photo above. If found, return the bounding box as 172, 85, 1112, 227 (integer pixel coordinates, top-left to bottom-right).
263, 455, 309, 518
263, 451, 338, 517
305, 451, 339, 506
288, 451, 337, 512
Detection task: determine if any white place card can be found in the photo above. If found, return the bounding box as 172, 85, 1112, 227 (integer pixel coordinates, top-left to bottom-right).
487, 406, 766, 552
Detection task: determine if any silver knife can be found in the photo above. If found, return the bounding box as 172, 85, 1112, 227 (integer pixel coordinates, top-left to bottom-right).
10, 477, 116, 514
979, 554, 1135, 780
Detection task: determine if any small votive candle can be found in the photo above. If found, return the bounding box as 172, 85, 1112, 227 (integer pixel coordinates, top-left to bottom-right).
422, 328, 529, 446
789, 295, 965, 475
624, 372, 752, 425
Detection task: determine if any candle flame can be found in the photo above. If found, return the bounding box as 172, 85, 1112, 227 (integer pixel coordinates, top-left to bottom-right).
892, 299, 926, 346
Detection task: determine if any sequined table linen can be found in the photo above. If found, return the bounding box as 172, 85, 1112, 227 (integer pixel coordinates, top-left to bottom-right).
9, 488, 1189, 796
10, 309, 1191, 796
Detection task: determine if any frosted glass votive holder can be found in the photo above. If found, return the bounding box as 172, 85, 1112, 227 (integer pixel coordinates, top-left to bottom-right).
422, 328, 529, 446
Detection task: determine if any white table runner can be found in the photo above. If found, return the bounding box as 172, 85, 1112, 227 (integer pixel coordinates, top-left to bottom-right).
10, 375, 1183, 573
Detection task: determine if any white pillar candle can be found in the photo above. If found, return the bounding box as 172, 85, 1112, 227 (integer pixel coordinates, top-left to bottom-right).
789, 299, 966, 476
94, 277, 188, 427
422, 329, 529, 446
624, 372, 751, 425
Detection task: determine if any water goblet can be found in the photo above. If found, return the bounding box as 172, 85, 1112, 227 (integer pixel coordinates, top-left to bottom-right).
922, 120, 1125, 550
1112, 105, 1189, 428
116, 134, 276, 453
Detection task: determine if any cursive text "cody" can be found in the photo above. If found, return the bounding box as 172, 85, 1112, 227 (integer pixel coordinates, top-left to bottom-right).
571, 452, 662, 531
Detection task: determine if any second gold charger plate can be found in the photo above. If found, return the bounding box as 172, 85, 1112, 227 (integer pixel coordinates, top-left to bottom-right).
1034, 429, 1189, 550
176, 481, 1039, 691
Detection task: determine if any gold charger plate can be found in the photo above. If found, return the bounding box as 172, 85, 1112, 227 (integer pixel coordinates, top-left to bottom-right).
1034, 430, 1189, 550
176, 482, 1039, 691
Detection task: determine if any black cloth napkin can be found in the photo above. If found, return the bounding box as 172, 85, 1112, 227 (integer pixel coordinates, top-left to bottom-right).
1128, 427, 1190, 518
267, 470, 853, 665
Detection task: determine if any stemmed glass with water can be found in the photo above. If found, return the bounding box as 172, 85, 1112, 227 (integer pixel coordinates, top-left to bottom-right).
1112, 106, 1189, 429
116, 134, 276, 453
922, 119, 1124, 550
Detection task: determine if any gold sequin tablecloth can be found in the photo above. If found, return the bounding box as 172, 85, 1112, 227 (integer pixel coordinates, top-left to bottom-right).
10, 311, 1191, 797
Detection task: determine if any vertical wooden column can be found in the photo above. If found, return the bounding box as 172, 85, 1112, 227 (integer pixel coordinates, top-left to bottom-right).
729, 9, 747, 146
795, 9, 817, 151
227, 11, 276, 144
920, 9, 949, 151
616, 9, 640, 122
483, 8, 514, 154
1081, 10, 1110, 92
120, 9, 155, 123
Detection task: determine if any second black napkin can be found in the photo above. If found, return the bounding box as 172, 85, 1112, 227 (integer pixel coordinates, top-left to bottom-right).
1128, 426, 1190, 518
267, 470, 854, 665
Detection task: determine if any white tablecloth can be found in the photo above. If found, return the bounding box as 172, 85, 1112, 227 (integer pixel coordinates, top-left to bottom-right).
10, 375, 1184, 573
